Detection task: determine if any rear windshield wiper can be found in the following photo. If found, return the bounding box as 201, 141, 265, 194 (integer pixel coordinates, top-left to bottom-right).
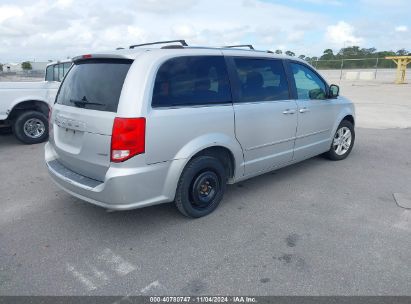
69, 99, 105, 107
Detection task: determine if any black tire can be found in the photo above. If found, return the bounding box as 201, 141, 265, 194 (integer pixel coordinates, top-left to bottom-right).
325, 120, 355, 161
175, 156, 227, 218
13, 111, 48, 144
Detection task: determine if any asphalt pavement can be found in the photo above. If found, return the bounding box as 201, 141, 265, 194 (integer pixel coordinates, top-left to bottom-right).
1, 126, 410, 296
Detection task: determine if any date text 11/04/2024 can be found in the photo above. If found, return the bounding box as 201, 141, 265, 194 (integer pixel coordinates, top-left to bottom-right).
149, 296, 257, 303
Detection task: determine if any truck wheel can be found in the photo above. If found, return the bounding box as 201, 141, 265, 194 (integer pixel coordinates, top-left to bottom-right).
13, 111, 48, 144
175, 156, 227, 218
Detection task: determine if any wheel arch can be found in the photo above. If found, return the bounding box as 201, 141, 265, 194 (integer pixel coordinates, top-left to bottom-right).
331, 108, 356, 137
172, 133, 244, 182
342, 114, 355, 127
8, 99, 49, 121
189, 146, 236, 180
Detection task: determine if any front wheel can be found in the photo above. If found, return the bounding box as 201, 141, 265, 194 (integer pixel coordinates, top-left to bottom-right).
13, 111, 48, 144
175, 156, 227, 218
325, 120, 355, 161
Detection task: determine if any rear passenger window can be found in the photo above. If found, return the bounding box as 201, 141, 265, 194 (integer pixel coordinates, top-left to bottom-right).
233, 58, 290, 102
152, 56, 231, 107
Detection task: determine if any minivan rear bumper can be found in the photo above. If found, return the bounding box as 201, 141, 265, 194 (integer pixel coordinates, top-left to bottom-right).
45, 142, 184, 210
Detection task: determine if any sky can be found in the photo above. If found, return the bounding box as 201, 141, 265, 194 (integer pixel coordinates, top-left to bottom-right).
0, 0, 409, 62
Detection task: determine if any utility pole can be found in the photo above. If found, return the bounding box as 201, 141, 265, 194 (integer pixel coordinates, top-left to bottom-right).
374, 57, 379, 80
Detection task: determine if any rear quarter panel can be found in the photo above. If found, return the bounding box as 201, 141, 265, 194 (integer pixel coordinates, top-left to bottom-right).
145, 105, 243, 177
117, 50, 244, 180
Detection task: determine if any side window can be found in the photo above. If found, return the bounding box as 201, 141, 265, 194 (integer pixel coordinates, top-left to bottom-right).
233, 58, 289, 102
45, 65, 54, 81
152, 56, 231, 107
290, 63, 326, 100
58, 64, 65, 82
63, 62, 72, 78
53, 65, 59, 82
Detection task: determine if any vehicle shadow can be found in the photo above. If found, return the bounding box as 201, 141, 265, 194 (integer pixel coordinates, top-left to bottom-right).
55, 154, 331, 237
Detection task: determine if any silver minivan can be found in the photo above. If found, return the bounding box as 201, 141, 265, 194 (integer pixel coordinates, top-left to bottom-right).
45, 40, 355, 218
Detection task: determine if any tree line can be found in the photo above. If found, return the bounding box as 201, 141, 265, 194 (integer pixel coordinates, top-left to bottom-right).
2, 47, 409, 72
0, 61, 32, 72
274, 46, 410, 69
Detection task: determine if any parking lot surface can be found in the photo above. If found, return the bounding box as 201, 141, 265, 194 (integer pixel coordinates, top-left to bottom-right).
1, 80, 411, 296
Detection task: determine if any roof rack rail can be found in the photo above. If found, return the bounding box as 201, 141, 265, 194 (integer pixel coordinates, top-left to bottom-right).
129, 40, 188, 49
224, 44, 255, 50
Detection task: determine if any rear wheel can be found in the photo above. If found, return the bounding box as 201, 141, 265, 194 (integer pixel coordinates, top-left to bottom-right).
325, 120, 355, 160
13, 111, 48, 144
175, 156, 227, 218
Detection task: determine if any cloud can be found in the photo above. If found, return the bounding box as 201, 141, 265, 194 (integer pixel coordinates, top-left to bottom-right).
0, 0, 408, 62
0, 5, 23, 23
325, 21, 363, 47
395, 25, 408, 32
133, 0, 196, 14
298, 0, 343, 5
0, 0, 328, 61
55, 0, 73, 8
171, 24, 197, 39
360, 0, 408, 7
287, 31, 305, 43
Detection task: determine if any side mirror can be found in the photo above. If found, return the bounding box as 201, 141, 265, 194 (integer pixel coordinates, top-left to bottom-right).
329, 84, 339, 98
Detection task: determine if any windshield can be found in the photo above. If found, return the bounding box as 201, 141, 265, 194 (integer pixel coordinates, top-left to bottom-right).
56, 59, 132, 112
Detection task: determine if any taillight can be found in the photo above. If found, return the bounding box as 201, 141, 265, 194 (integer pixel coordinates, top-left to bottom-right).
111, 117, 146, 162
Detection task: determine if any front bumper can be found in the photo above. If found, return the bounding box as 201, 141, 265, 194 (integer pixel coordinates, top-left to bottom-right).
45, 142, 184, 210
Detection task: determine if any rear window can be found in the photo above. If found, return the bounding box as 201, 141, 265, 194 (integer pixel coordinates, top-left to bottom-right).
56, 59, 132, 112
152, 56, 231, 108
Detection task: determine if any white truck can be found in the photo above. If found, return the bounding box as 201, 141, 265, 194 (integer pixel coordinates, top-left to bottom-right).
0, 60, 71, 144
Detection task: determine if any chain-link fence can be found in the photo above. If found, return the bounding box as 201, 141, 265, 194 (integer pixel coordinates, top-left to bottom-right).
0, 70, 45, 82
307, 58, 397, 70
304, 58, 408, 83
0, 58, 408, 83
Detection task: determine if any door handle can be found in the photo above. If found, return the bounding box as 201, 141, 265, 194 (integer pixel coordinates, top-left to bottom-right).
299, 107, 310, 113
283, 109, 296, 115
